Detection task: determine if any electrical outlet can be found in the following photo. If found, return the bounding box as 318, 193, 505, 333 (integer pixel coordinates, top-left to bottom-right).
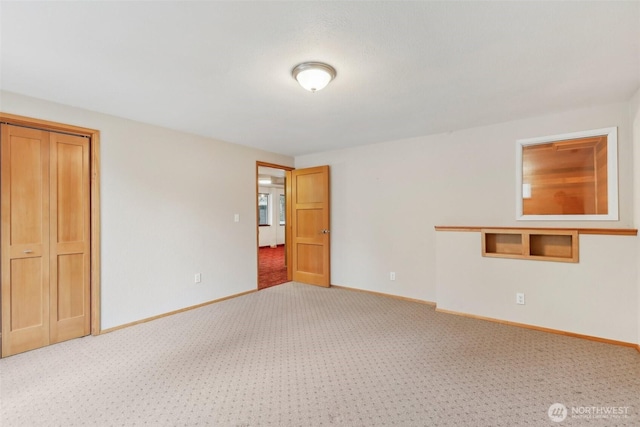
516, 292, 525, 305
390, 272, 396, 281
195, 273, 202, 283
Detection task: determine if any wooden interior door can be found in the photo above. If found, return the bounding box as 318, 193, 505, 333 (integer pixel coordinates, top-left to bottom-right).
291, 165, 330, 287
1, 124, 90, 357
49, 132, 91, 343
1, 125, 51, 356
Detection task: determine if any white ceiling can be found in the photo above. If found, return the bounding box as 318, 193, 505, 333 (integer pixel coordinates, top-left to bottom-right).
258, 166, 286, 186
1, 1, 639, 157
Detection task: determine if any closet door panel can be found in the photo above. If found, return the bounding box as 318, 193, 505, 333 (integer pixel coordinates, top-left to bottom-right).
56, 141, 85, 242
10, 136, 46, 244
1, 124, 50, 357
49, 132, 90, 343
11, 258, 46, 329
57, 254, 85, 319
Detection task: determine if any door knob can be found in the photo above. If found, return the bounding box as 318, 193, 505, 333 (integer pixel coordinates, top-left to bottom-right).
321, 229, 330, 234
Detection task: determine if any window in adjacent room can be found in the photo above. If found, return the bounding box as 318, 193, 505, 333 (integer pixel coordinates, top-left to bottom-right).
279, 194, 285, 225
258, 193, 270, 226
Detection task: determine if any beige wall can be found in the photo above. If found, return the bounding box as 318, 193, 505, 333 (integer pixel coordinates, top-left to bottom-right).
631, 88, 640, 346
435, 232, 637, 342
296, 101, 638, 344
1, 91, 293, 330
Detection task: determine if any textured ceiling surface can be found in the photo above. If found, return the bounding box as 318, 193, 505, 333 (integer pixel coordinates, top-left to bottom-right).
1, 1, 639, 156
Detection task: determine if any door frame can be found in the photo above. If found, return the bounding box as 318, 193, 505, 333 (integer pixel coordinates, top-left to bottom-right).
256, 161, 294, 287
0, 112, 102, 336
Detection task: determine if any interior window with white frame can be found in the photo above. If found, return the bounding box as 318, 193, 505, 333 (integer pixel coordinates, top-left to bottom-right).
258, 193, 270, 226
279, 194, 285, 225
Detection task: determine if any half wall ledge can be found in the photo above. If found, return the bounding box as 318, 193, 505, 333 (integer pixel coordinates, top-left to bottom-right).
434, 225, 637, 236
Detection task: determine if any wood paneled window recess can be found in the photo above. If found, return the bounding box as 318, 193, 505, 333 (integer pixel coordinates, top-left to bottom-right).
516, 127, 618, 221
0, 113, 101, 357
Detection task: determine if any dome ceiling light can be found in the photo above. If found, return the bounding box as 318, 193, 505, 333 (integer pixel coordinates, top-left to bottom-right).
292, 62, 336, 92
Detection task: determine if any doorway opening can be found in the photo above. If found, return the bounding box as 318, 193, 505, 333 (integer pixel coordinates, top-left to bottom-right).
256, 162, 293, 289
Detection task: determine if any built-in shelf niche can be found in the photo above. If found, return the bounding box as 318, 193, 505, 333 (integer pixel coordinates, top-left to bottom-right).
481, 228, 578, 263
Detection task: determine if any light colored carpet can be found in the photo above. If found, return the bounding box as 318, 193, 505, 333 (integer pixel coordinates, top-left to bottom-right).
1, 282, 639, 426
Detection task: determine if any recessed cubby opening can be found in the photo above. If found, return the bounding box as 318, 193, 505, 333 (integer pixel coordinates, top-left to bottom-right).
481, 228, 578, 263
484, 233, 523, 255
529, 234, 573, 259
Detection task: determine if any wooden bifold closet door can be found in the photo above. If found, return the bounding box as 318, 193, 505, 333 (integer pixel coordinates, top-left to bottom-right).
1, 124, 90, 357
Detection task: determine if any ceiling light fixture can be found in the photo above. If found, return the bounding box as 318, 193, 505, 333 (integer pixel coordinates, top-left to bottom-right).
292, 62, 336, 92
